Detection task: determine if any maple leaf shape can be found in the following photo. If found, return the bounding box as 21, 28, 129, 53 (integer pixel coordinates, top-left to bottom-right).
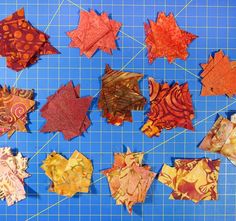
0, 147, 30, 206
42, 150, 93, 197
40, 81, 93, 140
158, 158, 220, 203
102, 148, 156, 214
144, 12, 198, 63
199, 114, 236, 166
200, 50, 236, 97
142, 78, 194, 137
67, 10, 122, 58
0, 85, 35, 138
0, 8, 59, 72
98, 64, 146, 126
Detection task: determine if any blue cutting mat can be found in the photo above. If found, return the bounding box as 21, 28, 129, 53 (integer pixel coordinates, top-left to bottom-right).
0, 0, 236, 220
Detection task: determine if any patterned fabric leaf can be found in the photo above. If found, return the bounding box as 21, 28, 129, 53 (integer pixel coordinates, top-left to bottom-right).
158, 158, 220, 203
98, 65, 146, 126
0, 8, 59, 71
144, 12, 197, 63
142, 77, 194, 137
0, 85, 35, 138
41, 150, 93, 197
199, 114, 236, 166
102, 148, 156, 214
67, 10, 121, 58
0, 147, 29, 206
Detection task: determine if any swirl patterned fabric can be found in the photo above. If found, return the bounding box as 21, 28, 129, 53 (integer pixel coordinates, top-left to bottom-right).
0, 8, 59, 71
98, 64, 146, 126
199, 114, 236, 166
0, 85, 35, 138
158, 158, 220, 203
0, 147, 29, 206
41, 150, 93, 197
102, 148, 156, 214
142, 77, 194, 137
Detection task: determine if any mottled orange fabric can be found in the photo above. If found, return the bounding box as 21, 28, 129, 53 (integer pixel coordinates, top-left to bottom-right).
200, 50, 236, 96
144, 12, 197, 63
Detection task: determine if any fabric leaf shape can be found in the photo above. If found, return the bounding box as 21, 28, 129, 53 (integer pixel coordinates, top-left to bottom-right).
200, 50, 236, 96
67, 10, 122, 58
144, 12, 197, 63
102, 148, 156, 214
41, 150, 93, 197
158, 158, 220, 203
98, 64, 146, 126
40, 81, 93, 140
142, 77, 194, 137
0, 147, 29, 206
0, 85, 35, 138
199, 113, 236, 166
0, 8, 59, 72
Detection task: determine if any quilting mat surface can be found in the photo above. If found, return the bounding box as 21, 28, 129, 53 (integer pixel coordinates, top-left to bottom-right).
0, 0, 235, 220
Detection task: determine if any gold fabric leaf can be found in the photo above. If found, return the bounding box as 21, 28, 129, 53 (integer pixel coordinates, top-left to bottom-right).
41, 150, 93, 197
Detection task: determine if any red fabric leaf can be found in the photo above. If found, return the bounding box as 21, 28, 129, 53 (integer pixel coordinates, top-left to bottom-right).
67, 10, 122, 58
0, 8, 59, 72
40, 81, 93, 140
200, 50, 236, 96
144, 12, 197, 63
142, 77, 194, 137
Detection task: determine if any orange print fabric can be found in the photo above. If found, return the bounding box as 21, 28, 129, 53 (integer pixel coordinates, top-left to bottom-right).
158, 158, 220, 203
102, 148, 156, 214
0, 8, 59, 71
144, 12, 197, 63
142, 77, 194, 137
200, 50, 236, 96
199, 114, 236, 166
98, 65, 146, 126
0, 85, 35, 138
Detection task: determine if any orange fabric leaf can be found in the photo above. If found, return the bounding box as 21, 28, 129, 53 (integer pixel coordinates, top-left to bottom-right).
199, 114, 236, 166
98, 65, 146, 126
0, 8, 59, 72
144, 12, 197, 63
0, 85, 35, 138
158, 158, 220, 203
142, 77, 194, 137
102, 148, 156, 214
200, 50, 236, 96
67, 10, 122, 58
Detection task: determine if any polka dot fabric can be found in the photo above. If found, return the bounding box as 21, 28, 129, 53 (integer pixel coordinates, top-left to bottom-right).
0, 8, 60, 72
